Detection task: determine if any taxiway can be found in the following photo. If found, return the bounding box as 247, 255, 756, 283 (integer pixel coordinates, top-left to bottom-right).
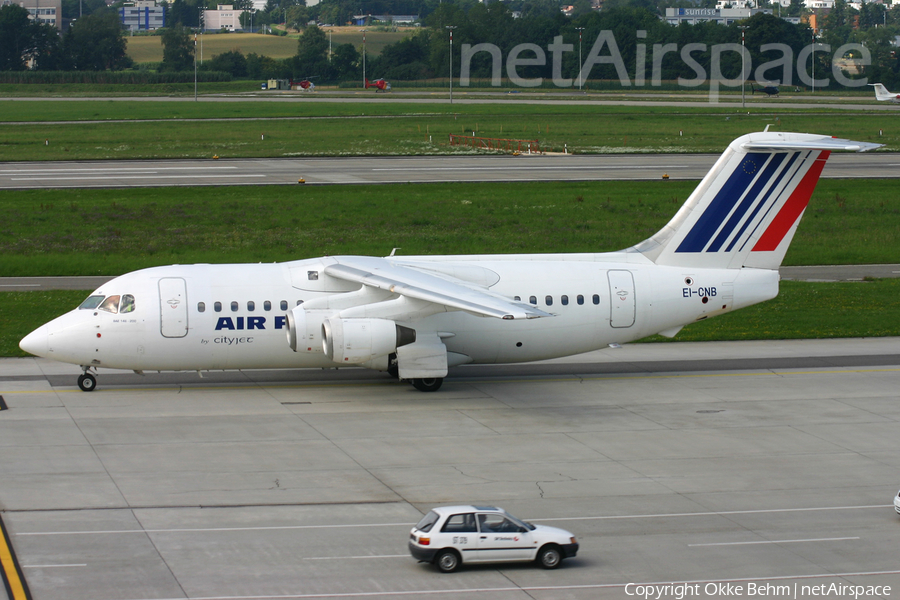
1, 337, 898, 600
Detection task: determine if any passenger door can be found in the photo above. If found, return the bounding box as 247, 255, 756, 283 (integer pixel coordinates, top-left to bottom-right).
159, 278, 188, 338
475, 513, 534, 562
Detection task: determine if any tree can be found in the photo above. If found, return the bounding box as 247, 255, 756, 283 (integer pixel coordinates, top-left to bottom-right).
295, 25, 329, 75
0, 4, 36, 71
206, 49, 248, 76
61, 9, 131, 70
160, 25, 195, 72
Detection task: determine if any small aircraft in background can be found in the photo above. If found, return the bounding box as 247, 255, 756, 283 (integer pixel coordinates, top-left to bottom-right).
293, 77, 316, 92
869, 83, 900, 103
751, 84, 780, 97
365, 78, 391, 92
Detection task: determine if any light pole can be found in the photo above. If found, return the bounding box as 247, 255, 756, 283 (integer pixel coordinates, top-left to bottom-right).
194, 32, 197, 101
362, 30, 367, 88
575, 27, 584, 91
738, 25, 748, 108
328, 30, 332, 61
446, 26, 456, 104
811, 27, 815, 94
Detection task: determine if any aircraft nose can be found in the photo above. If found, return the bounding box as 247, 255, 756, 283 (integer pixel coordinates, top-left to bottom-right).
20, 324, 50, 357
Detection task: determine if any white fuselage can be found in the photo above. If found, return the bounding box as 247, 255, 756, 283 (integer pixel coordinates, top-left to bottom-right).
25, 253, 779, 373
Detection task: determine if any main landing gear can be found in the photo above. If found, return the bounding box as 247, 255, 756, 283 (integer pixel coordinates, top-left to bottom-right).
411, 378, 443, 392
77, 368, 97, 392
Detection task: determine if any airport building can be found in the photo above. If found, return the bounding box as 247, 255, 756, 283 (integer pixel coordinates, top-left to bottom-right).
663, 7, 801, 25
202, 5, 242, 31
6, 0, 62, 30
119, 0, 165, 31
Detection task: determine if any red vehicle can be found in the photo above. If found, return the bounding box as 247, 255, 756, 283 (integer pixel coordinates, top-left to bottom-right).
365, 78, 391, 92
292, 77, 316, 92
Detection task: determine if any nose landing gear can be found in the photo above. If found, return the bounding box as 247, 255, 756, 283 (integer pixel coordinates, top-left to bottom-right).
77, 368, 97, 392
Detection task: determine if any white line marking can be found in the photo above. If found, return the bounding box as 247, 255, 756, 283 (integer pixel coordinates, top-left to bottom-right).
0, 284, 40, 287
372, 165, 689, 172
0, 167, 238, 174
11, 175, 266, 181
302, 555, 407, 561
15, 505, 889, 537
689, 536, 860, 547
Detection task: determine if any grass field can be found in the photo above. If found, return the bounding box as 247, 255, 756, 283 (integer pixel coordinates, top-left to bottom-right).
2, 104, 897, 161
2, 179, 897, 278
124, 28, 417, 64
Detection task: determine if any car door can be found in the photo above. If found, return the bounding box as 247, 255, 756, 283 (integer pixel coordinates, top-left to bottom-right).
475, 513, 534, 562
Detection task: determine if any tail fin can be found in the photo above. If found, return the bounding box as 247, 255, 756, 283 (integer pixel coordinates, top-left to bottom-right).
365, 78, 371, 88
869, 83, 895, 101
633, 131, 880, 270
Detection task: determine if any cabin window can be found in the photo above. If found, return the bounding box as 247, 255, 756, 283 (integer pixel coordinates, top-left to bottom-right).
230, 301, 238, 312
120, 295, 135, 313
264, 301, 272, 311
214, 302, 222, 312
247, 301, 255, 312
561, 295, 569, 306
577, 295, 584, 305
280, 300, 288, 311
197, 302, 206, 313
98, 295, 120, 314
297, 300, 304, 306
529, 296, 537, 305
592, 294, 600, 305
79, 295, 105, 310
545, 295, 553, 306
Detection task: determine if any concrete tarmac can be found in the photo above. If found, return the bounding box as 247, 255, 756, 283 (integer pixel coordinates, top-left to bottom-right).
2, 153, 898, 190
1, 337, 899, 600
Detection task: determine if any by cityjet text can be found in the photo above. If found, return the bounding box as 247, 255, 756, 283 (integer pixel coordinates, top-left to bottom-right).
624, 582, 891, 600
458, 30, 869, 102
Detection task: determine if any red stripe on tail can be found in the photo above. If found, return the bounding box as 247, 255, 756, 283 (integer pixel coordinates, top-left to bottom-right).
752, 150, 830, 252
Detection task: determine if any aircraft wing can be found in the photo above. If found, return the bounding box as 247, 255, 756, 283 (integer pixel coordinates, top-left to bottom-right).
324, 257, 552, 320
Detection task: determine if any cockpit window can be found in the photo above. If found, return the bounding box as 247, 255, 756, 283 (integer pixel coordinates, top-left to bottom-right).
79, 295, 105, 310
120, 295, 135, 313
99, 295, 121, 314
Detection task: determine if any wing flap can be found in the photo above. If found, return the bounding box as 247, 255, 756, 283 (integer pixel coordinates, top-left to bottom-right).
324, 257, 551, 320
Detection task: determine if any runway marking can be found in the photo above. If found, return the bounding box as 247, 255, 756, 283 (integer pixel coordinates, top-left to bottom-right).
5, 365, 900, 396
14, 505, 889, 537
302, 555, 407, 561
80, 569, 900, 600
10, 175, 265, 181
372, 165, 690, 171
0, 167, 239, 174
0, 514, 32, 600
688, 536, 860, 547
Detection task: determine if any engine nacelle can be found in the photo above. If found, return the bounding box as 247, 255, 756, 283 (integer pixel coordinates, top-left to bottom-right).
322, 318, 415, 365
285, 305, 326, 353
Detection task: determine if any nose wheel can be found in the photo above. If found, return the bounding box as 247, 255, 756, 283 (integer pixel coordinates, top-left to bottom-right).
77, 371, 97, 392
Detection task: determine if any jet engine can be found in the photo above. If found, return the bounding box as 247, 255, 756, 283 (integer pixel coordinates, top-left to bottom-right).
285, 306, 327, 353
322, 317, 416, 364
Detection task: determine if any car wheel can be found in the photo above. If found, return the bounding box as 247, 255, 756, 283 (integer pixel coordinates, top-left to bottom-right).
537, 545, 562, 569
435, 549, 460, 573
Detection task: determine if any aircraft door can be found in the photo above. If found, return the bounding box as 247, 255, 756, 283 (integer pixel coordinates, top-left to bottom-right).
159, 277, 188, 338
608, 270, 635, 328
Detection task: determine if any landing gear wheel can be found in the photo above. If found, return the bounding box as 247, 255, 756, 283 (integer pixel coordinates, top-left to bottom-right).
387, 353, 399, 379
537, 545, 562, 569
411, 378, 443, 392
77, 373, 97, 392
435, 549, 459, 573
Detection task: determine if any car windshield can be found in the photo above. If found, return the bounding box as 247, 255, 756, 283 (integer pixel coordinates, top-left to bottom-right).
504, 512, 536, 531
415, 511, 439, 533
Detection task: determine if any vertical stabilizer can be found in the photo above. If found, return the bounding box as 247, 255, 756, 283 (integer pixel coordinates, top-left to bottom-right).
632, 132, 880, 270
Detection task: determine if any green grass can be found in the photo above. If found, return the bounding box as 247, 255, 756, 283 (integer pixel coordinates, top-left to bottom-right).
1, 105, 897, 160
1, 179, 897, 277
4, 280, 899, 357
127, 32, 299, 63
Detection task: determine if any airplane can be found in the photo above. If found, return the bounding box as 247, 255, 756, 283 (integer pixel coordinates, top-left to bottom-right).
19, 131, 880, 393
751, 84, 779, 97
365, 77, 391, 92
869, 83, 900, 104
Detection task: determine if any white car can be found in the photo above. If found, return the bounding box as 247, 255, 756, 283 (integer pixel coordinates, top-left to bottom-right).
894, 490, 900, 515
408, 505, 579, 573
